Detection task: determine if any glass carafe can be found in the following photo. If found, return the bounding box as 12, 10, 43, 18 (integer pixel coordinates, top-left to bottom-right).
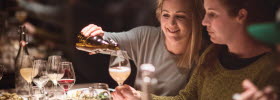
76, 34, 120, 55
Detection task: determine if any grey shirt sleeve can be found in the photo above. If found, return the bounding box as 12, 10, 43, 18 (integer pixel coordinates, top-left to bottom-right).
103, 26, 156, 67
104, 26, 190, 96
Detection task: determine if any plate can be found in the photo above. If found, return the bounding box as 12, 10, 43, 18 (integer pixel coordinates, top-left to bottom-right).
67, 88, 91, 99
67, 88, 113, 100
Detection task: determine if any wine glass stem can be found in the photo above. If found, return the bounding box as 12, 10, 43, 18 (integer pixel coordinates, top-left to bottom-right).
54, 84, 58, 91
28, 82, 32, 96
118, 82, 123, 86
53, 81, 58, 91
64, 90, 68, 99
39, 87, 44, 94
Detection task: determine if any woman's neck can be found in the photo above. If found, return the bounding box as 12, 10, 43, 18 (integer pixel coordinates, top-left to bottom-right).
165, 38, 188, 55
227, 33, 270, 58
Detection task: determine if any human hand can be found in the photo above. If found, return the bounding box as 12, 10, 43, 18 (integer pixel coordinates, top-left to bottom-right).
111, 84, 141, 100
236, 79, 277, 100
81, 24, 104, 37
24, 22, 36, 35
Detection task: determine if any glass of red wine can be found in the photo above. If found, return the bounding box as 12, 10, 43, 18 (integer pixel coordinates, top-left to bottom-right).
57, 61, 76, 98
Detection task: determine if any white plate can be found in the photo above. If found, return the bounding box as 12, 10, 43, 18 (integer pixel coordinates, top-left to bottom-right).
67, 88, 90, 98
67, 88, 113, 99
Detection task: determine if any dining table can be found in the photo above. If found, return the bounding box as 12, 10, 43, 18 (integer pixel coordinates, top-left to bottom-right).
0, 83, 113, 100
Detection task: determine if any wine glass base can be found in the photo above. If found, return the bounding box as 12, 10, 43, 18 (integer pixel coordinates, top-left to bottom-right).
19, 95, 36, 100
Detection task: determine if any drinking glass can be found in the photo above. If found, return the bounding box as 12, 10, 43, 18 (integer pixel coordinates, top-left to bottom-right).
109, 50, 131, 86
32, 60, 49, 95
0, 65, 4, 80
57, 61, 76, 98
47, 55, 63, 90
32, 86, 45, 100
19, 55, 36, 97
90, 83, 111, 100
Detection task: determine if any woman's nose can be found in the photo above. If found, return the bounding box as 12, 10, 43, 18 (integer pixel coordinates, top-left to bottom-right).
168, 17, 177, 26
202, 16, 209, 26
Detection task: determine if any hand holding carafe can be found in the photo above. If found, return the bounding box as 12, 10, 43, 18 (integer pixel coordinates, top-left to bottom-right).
76, 24, 120, 55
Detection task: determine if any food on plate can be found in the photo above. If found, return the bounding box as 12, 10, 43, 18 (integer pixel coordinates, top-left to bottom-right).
0, 92, 23, 100
68, 88, 111, 100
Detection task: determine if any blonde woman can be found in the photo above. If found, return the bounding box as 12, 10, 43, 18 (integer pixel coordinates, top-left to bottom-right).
112, 0, 280, 99
80, 0, 205, 96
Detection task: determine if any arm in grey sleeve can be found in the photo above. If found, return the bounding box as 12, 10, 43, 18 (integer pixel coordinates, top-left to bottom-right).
104, 26, 150, 63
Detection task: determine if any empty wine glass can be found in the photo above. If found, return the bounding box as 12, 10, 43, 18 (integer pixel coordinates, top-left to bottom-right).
47, 55, 63, 90
57, 61, 76, 98
0, 65, 4, 80
109, 50, 131, 86
32, 86, 45, 100
90, 83, 111, 100
32, 60, 49, 96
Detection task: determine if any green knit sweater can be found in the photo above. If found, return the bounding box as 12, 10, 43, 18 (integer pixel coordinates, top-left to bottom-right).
152, 45, 280, 100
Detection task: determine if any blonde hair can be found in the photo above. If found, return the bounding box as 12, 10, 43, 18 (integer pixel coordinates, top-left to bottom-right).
156, 0, 205, 71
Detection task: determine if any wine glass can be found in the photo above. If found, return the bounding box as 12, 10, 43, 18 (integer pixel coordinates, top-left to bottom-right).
90, 83, 111, 100
47, 55, 63, 90
109, 50, 131, 86
57, 61, 76, 98
32, 60, 49, 95
19, 55, 37, 97
0, 65, 4, 80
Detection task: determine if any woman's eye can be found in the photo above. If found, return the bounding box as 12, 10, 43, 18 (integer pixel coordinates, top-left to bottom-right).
176, 16, 186, 19
207, 12, 216, 18
163, 14, 170, 18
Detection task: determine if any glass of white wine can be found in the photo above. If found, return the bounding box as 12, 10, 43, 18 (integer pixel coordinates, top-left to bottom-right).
20, 55, 38, 97
109, 50, 131, 86
32, 60, 49, 96
47, 56, 63, 90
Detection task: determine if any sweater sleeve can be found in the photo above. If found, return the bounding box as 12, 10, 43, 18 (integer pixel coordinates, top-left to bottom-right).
151, 66, 200, 100
257, 64, 280, 97
103, 26, 154, 64
265, 71, 280, 97
151, 45, 215, 100
252, 53, 280, 97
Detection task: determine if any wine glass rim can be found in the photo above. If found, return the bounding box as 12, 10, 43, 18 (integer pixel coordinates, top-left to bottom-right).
110, 50, 130, 59
91, 83, 109, 88
23, 55, 34, 58
34, 59, 47, 62
91, 83, 108, 86
60, 61, 72, 64
48, 55, 62, 60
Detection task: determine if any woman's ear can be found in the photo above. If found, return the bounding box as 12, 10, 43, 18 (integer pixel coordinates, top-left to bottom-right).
236, 9, 248, 24
157, 14, 161, 22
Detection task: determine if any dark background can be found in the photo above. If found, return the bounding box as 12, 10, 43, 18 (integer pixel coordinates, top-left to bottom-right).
0, 0, 159, 88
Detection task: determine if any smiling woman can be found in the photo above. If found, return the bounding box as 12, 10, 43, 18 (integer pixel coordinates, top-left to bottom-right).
109, 0, 280, 99
79, 0, 205, 96
156, 0, 205, 69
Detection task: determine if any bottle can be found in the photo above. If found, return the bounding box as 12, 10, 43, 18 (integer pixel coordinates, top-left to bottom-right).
140, 64, 156, 100
14, 25, 30, 95
76, 34, 120, 55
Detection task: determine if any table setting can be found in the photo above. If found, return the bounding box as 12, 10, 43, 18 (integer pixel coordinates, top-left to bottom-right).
0, 52, 130, 100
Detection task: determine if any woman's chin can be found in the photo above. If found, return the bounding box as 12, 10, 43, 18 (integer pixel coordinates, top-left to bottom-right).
167, 36, 183, 42
210, 38, 225, 45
